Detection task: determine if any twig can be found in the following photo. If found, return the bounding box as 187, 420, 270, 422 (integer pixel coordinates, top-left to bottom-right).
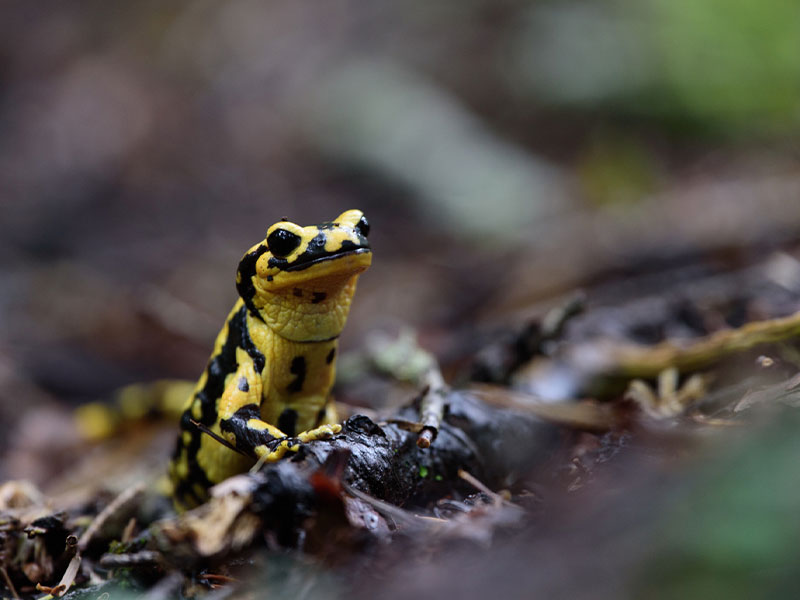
78, 483, 144, 552
341, 483, 420, 529
606, 309, 800, 377
469, 384, 617, 431
417, 366, 449, 448
0, 566, 19, 599
99, 550, 163, 568
358, 330, 450, 447
190, 419, 250, 457
383, 418, 423, 433
458, 469, 515, 508
249, 452, 270, 474
121, 517, 137, 543
35, 552, 81, 598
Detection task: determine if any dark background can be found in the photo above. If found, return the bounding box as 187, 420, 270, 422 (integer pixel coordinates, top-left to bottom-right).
4, 1, 799, 401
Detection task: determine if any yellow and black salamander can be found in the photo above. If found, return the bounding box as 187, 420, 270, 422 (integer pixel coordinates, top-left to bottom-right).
169, 209, 371, 510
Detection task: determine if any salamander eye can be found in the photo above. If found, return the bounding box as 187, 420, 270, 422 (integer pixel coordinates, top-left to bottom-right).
267, 228, 301, 258
355, 215, 370, 238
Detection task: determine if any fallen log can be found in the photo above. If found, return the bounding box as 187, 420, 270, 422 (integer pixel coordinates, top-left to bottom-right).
149, 391, 558, 566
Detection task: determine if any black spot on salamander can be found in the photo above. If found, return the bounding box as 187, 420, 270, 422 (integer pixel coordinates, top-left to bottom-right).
236, 311, 266, 375
326, 348, 335, 364
236, 244, 269, 319
293, 288, 303, 297
238, 377, 249, 392
220, 403, 275, 454
312, 292, 327, 304
277, 408, 299, 437
195, 305, 265, 427
267, 256, 290, 270
305, 232, 328, 253
173, 412, 214, 505
287, 356, 306, 393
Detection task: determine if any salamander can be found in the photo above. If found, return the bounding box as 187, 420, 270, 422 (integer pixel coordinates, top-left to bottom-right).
169, 209, 371, 510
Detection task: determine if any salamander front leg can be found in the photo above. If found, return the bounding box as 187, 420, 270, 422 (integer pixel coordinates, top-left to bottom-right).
252, 423, 343, 462
219, 402, 286, 458
218, 391, 341, 462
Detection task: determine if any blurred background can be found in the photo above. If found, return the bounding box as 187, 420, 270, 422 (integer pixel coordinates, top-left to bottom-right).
4, 0, 800, 395
2, 1, 800, 597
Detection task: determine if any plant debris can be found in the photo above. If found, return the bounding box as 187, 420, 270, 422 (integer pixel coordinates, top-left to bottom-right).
4, 247, 800, 599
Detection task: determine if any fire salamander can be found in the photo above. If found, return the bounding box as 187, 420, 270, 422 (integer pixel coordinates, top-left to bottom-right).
169, 210, 371, 510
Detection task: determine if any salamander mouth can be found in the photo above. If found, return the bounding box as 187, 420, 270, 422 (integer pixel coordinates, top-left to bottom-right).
283, 247, 371, 272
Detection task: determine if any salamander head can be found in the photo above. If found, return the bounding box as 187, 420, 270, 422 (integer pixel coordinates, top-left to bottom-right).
236, 209, 372, 341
